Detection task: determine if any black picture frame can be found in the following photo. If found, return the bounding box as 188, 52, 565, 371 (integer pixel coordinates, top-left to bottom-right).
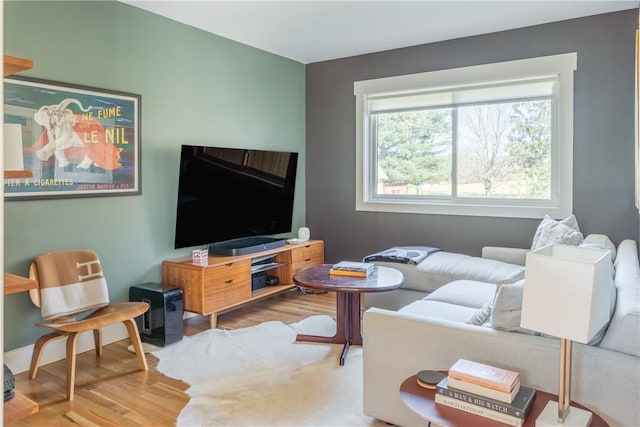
3, 76, 141, 200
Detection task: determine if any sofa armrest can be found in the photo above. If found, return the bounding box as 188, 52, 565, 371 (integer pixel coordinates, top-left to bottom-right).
362, 307, 639, 427
481, 246, 528, 266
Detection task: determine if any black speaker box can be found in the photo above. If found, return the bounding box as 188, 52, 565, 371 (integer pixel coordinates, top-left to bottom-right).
252, 273, 267, 291
129, 282, 183, 347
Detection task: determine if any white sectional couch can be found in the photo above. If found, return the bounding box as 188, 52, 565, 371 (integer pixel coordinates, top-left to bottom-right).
364, 249, 525, 311
362, 238, 640, 427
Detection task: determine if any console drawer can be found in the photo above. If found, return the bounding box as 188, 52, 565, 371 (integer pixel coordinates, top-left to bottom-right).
203, 260, 251, 312
205, 260, 251, 283
291, 241, 324, 264
291, 241, 324, 274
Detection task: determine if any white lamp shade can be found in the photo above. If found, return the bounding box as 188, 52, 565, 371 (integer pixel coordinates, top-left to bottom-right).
521, 244, 612, 344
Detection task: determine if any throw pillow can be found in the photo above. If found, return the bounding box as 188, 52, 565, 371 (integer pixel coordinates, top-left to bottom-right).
531, 214, 581, 250
465, 302, 492, 326
534, 222, 583, 250
490, 279, 538, 334
579, 234, 617, 261
497, 269, 525, 286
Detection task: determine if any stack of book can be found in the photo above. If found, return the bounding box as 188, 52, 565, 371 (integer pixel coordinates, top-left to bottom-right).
329, 261, 375, 277
434, 359, 536, 426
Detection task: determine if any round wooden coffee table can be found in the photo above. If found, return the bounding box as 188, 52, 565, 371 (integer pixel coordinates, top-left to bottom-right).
293, 264, 403, 365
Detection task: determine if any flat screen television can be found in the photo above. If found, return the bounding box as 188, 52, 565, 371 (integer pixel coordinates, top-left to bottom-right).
174, 145, 298, 255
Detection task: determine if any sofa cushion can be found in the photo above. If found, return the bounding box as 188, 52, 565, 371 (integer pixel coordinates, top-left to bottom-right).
399, 280, 497, 324
412, 252, 524, 293
580, 234, 617, 261
399, 299, 482, 323
370, 261, 454, 294
425, 280, 497, 309
531, 214, 582, 250
489, 279, 538, 334
599, 240, 640, 356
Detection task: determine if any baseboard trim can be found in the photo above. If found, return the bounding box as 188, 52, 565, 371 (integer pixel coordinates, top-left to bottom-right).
4, 311, 197, 374
3, 323, 128, 374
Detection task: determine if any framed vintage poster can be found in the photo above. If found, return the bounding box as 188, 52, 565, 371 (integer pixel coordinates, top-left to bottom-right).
3, 76, 141, 200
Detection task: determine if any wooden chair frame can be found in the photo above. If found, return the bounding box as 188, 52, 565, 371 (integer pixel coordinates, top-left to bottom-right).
28, 261, 149, 400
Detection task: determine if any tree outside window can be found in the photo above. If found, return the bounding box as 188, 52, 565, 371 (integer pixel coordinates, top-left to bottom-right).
374, 99, 551, 200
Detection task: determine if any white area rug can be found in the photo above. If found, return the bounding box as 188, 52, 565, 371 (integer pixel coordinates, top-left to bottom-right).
153, 315, 386, 426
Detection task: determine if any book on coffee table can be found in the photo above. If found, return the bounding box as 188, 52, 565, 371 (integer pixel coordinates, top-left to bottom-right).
329, 261, 375, 277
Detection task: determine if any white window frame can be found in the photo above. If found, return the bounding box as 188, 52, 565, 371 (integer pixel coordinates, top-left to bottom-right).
354, 53, 577, 219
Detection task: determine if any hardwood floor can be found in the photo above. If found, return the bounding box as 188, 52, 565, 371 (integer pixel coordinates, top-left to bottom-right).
7, 289, 336, 426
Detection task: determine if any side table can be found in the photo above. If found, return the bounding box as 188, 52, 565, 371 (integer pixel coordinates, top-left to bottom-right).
3, 273, 40, 423
4, 393, 39, 424
293, 264, 403, 365
400, 375, 609, 427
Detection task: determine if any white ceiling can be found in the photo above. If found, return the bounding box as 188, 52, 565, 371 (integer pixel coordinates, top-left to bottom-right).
122, 1, 639, 64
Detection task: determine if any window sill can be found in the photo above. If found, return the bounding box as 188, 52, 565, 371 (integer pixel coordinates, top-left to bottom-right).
355, 199, 570, 219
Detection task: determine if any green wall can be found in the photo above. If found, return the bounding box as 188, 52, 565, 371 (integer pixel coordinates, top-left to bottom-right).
3, 1, 305, 350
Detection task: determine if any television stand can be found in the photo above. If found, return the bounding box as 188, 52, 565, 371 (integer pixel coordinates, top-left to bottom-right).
209, 236, 286, 256
162, 240, 324, 328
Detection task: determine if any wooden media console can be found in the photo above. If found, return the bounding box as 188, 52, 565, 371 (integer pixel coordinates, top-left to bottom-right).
162, 240, 324, 328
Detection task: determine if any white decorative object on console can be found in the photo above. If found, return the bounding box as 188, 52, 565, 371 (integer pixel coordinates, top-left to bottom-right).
191, 249, 208, 264
298, 227, 310, 241
287, 227, 310, 244
521, 244, 612, 426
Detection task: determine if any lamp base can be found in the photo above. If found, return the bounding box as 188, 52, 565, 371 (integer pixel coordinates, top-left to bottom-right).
535, 401, 592, 427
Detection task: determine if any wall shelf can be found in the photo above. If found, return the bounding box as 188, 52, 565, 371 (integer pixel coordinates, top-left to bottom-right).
3, 54, 35, 181
4, 272, 38, 295
3, 273, 40, 424
4, 55, 34, 77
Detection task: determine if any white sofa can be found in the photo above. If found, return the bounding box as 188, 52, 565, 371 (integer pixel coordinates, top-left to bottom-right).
362, 239, 640, 427
364, 247, 526, 311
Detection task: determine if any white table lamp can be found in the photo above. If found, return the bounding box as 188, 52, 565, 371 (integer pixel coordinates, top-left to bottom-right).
521, 244, 612, 427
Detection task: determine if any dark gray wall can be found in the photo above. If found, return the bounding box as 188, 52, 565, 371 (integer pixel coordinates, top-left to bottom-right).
306, 9, 639, 263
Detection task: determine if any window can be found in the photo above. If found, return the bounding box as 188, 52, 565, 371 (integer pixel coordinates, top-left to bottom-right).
354, 53, 577, 218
